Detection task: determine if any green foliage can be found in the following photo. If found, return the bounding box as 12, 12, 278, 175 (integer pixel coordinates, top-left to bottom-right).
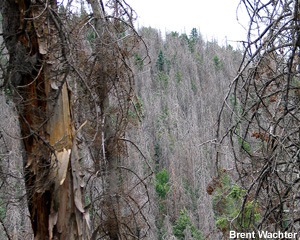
173, 208, 190, 239
0, 50, 8, 97
191, 80, 197, 94
155, 169, 170, 199
154, 143, 162, 171
292, 76, 300, 87
171, 31, 179, 37
157, 72, 169, 89
175, 71, 183, 83
156, 106, 169, 128
157, 226, 166, 239
165, 58, 171, 74
282, 213, 289, 229
4, 84, 11, 96
156, 50, 165, 72
216, 201, 261, 232
85, 194, 91, 205
227, 44, 238, 54
134, 53, 144, 70
229, 94, 251, 154
234, 124, 252, 154
168, 133, 174, 152
179, 29, 199, 53
216, 217, 228, 231
171, 53, 177, 63
213, 174, 236, 219
228, 93, 243, 116
213, 55, 223, 71
155, 50, 171, 74
196, 52, 203, 64
180, 33, 189, 43
155, 51, 169, 90
227, 44, 234, 51
188, 28, 199, 53
87, 31, 95, 42
155, 169, 170, 238
237, 135, 251, 154
87, 30, 95, 48
135, 96, 144, 118
162, 106, 169, 116
173, 208, 203, 240
0, 199, 5, 219
233, 201, 261, 229
157, 106, 169, 127
128, 96, 145, 123
190, 28, 198, 40
188, 39, 196, 53
228, 94, 252, 153
228, 184, 245, 200
58, 5, 66, 15
213, 173, 261, 233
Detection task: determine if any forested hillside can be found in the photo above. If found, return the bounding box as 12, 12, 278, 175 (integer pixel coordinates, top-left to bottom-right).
129, 27, 242, 239
0, 0, 300, 240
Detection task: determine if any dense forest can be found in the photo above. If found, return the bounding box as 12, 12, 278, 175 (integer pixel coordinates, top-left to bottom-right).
0, 0, 300, 239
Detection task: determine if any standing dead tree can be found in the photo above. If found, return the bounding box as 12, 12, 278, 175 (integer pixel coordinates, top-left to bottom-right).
216, 0, 300, 235
0, 0, 150, 239
76, 1, 152, 239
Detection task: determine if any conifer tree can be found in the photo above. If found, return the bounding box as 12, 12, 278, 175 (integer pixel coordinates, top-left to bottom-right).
156, 50, 165, 72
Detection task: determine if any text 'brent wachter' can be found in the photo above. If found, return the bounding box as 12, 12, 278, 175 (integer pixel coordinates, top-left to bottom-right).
229, 230, 298, 239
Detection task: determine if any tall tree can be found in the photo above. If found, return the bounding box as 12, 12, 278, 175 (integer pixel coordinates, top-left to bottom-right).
0, 0, 87, 238
0, 0, 149, 239
82, 0, 151, 238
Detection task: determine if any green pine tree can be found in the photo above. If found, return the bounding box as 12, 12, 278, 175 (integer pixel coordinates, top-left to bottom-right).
190, 28, 198, 40
173, 208, 203, 240
156, 50, 165, 72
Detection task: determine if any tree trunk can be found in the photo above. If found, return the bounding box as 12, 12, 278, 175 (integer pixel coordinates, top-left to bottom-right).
86, 1, 127, 238
87, 0, 117, 187
0, 1, 87, 239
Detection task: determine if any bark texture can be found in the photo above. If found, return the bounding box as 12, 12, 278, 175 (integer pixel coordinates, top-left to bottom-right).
0, 1, 87, 239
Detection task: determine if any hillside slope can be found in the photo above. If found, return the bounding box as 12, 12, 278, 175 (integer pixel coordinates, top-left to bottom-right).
128, 27, 242, 239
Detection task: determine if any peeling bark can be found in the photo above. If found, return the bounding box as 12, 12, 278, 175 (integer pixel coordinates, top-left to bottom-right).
0, 0, 87, 239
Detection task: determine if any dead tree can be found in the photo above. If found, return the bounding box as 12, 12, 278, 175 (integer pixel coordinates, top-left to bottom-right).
217, 0, 300, 234
0, 0, 150, 239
